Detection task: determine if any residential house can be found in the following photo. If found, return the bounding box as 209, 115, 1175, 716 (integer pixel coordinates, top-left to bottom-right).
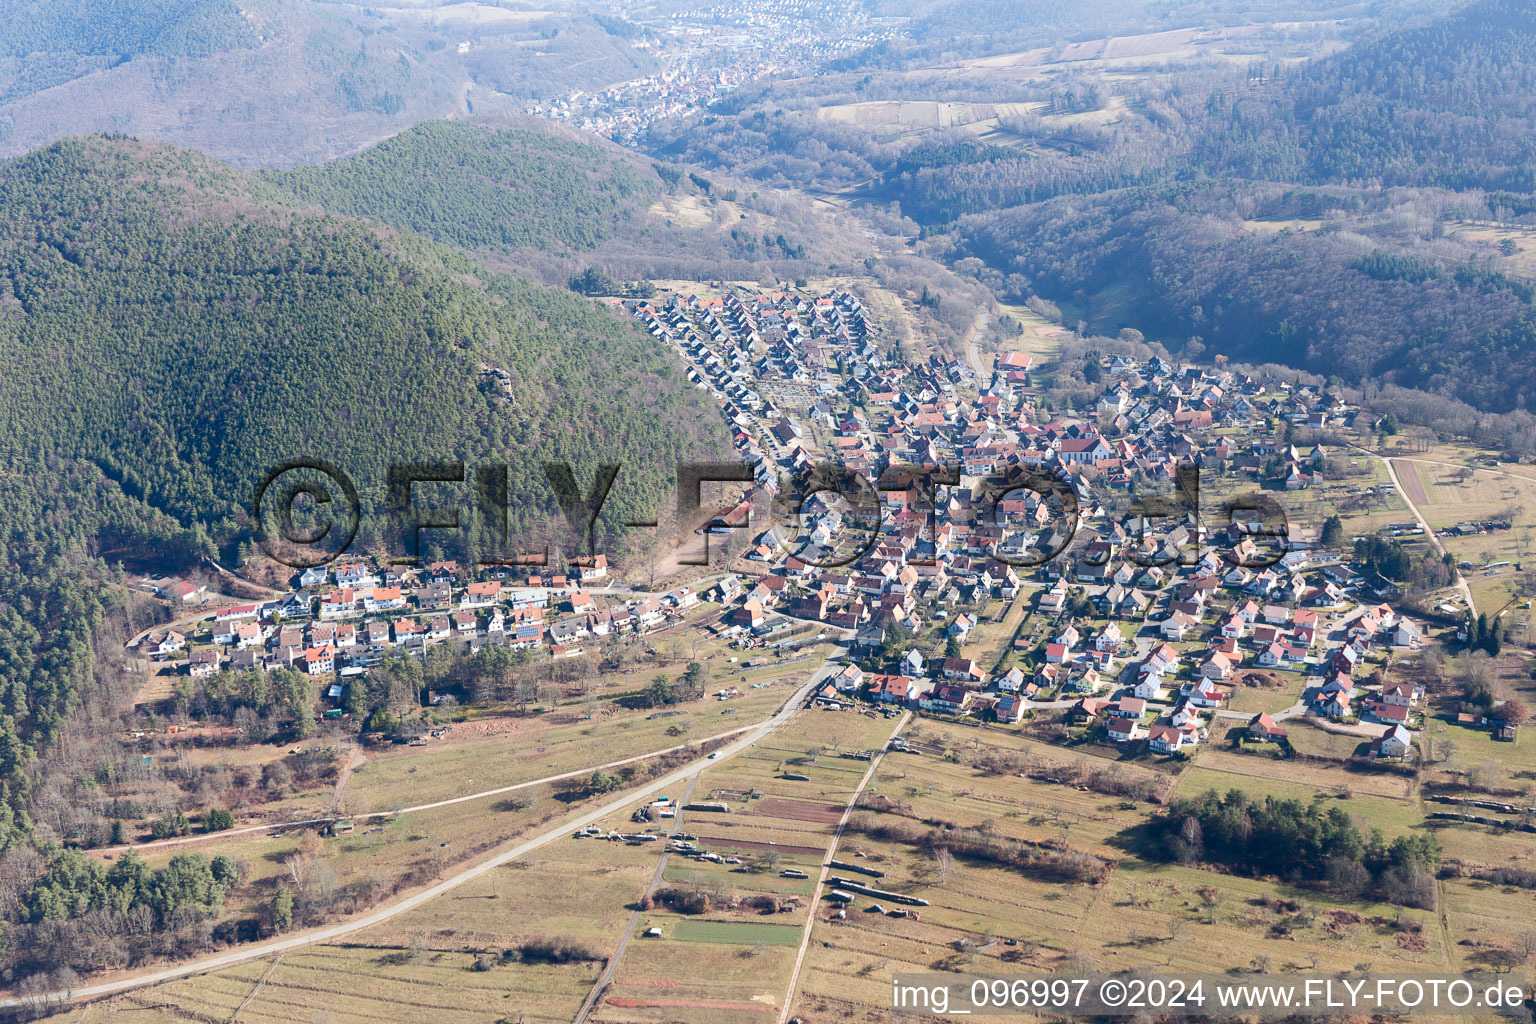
1106, 716, 1147, 743
303, 646, 335, 676
940, 658, 984, 683
1321, 691, 1353, 720
735, 598, 765, 628
868, 674, 916, 704
832, 664, 865, 694
573, 553, 609, 582
1199, 651, 1234, 680
1248, 712, 1286, 741
992, 667, 1026, 693
187, 648, 220, 678
1108, 696, 1147, 719
1379, 681, 1420, 708
920, 682, 971, 715
1184, 679, 1228, 708
1371, 724, 1414, 759
363, 586, 405, 613
462, 581, 501, 607
1148, 723, 1196, 754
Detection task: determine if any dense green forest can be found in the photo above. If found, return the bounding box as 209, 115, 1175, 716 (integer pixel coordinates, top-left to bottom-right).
266, 122, 660, 254
0, 134, 724, 883
0, 136, 718, 544
1155, 789, 1443, 908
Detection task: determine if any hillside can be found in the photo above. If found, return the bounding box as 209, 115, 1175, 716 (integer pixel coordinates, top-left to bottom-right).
262, 118, 921, 316
952, 0, 1536, 412
264, 121, 661, 254
638, 0, 1536, 415
1193, 0, 1536, 192
961, 181, 1536, 410
0, 135, 727, 849
0, 0, 656, 168
0, 135, 720, 539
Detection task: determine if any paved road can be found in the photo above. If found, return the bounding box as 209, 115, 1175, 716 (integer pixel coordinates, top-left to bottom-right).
0, 661, 844, 1011
963, 309, 991, 379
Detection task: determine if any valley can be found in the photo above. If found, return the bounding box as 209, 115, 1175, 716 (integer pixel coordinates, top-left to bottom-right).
5, 1, 1536, 1021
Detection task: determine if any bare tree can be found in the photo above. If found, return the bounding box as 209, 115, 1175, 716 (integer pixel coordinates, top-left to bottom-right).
1517, 929, 1536, 965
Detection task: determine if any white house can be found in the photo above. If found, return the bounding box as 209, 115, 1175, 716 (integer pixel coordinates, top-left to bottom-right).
1372, 724, 1414, 759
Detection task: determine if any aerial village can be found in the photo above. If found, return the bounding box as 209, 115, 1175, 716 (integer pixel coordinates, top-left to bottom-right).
522, 0, 900, 143
129, 279, 1504, 768
625, 281, 1461, 764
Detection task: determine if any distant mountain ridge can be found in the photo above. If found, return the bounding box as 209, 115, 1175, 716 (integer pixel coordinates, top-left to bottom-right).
0, 0, 657, 168
1193, 0, 1536, 192
947, 0, 1536, 413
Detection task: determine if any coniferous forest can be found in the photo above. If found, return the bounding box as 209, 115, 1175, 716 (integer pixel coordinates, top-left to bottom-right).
0, 134, 726, 872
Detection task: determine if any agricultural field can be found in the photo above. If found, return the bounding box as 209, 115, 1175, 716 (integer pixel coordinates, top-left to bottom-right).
781, 707, 1536, 1021
71, 837, 660, 1024
341, 680, 793, 813
944, 23, 1336, 75
589, 706, 902, 1024
1388, 458, 1536, 618
992, 300, 1067, 366
1449, 220, 1536, 279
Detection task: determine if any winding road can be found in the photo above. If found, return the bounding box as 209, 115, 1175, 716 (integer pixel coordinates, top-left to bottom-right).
0, 660, 845, 1012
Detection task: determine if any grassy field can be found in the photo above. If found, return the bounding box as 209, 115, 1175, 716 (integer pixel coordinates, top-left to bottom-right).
782, 699, 1536, 1022
343, 675, 802, 813
1225, 679, 1304, 715
1174, 764, 1424, 837
992, 300, 1067, 365
817, 99, 1041, 134
59, 837, 663, 1024
1449, 220, 1536, 279
670, 920, 804, 945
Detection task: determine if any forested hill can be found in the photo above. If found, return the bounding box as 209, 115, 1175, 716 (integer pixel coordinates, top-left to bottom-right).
265, 121, 661, 255
961, 183, 1536, 411
944, 0, 1536, 414
1194, 0, 1536, 192
0, 0, 254, 60
0, 135, 724, 850
0, 135, 718, 543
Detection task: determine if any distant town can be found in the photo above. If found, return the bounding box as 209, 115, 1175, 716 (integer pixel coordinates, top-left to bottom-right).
521, 0, 903, 142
